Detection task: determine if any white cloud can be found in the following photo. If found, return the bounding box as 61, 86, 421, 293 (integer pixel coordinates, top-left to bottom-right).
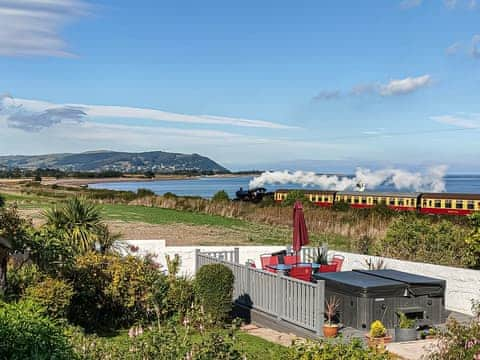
0, 95, 295, 130
444, 0, 458, 8
400, 0, 422, 9
446, 42, 461, 55
379, 75, 432, 96
431, 114, 480, 128
312, 90, 341, 102
0, 116, 339, 164
0, 0, 87, 57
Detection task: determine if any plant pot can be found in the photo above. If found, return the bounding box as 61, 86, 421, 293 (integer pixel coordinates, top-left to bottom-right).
366, 334, 393, 349
323, 324, 339, 338
395, 328, 417, 342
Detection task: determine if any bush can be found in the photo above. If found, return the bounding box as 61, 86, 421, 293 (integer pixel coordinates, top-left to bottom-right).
5, 262, 43, 301
331, 200, 350, 212
426, 310, 480, 360
286, 337, 389, 359
465, 213, 480, 268
282, 190, 308, 207
377, 215, 472, 267
194, 264, 234, 323
137, 188, 155, 197
0, 194, 4, 208
0, 300, 75, 359
67, 252, 165, 332
25, 277, 74, 319
370, 320, 387, 338
212, 190, 230, 202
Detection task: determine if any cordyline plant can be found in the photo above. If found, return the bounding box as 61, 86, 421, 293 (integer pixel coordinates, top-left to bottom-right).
325, 296, 340, 326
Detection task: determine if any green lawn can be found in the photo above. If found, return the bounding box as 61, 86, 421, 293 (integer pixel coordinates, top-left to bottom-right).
1, 191, 352, 249
99, 329, 289, 359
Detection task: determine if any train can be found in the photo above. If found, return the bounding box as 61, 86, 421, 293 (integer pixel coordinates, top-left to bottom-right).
235, 187, 274, 203
272, 189, 480, 216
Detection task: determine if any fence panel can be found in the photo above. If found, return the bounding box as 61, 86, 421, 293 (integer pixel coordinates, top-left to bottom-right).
195, 249, 324, 335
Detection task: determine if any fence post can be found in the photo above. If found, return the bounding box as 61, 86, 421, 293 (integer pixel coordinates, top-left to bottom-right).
195, 249, 200, 273
234, 247, 239, 263
315, 280, 325, 335
245, 265, 251, 307
276, 273, 284, 320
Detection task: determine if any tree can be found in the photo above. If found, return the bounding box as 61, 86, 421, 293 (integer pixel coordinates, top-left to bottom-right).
466, 213, 480, 269
43, 197, 104, 254
211, 190, 230, 202
0, 194, 4, 208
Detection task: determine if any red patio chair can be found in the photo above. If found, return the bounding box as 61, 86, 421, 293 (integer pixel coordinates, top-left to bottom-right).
289, 264, 312, 282
284, 254, 300, 265
260, 254, 278, 273
331, 255, 345, 272
319, 264, 337, 273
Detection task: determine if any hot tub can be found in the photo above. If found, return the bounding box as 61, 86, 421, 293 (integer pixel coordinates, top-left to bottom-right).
313, 269, 446, 329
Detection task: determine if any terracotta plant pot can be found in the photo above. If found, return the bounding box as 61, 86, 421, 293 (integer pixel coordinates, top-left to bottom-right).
365, 334, 393, 349
323, 324, 339, 338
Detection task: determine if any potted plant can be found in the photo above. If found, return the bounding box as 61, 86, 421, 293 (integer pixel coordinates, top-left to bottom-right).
323, 296, 340, 338
366, 320, 392, 349
394, 312, 417, 341
420, 327, 438, 340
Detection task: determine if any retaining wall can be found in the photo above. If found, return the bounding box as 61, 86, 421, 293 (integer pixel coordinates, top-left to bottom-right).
125, 240, 480, 316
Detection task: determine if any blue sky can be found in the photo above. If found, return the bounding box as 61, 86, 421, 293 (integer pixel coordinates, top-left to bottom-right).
0, 0, 479, 171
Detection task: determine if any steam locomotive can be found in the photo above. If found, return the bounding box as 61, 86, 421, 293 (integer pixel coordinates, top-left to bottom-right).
235, 187, 273, 203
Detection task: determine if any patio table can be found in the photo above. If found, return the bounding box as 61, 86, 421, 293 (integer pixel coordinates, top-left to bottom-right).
266, 262, 320, 275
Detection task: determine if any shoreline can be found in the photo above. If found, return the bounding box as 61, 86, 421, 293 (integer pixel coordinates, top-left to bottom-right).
40, 173, 255, 187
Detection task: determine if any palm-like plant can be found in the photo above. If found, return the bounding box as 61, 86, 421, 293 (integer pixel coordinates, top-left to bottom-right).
43, 198, 103, 254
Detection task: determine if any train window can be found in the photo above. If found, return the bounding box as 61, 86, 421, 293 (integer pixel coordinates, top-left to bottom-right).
398, 199, 404, 206
361, 197, 367, 204
456, 201, 464, 209
354, 197, 359, 204
411, 199, 416, 206
373, 198, 378, 205
435, 200, 441, 208
428, 200, 432, 207
389, 198, 395, 206
469, 201, 476, 209
445, 200, 452, 209
423, 200, 427, 207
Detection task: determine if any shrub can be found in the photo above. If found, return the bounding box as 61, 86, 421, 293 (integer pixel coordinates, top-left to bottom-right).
0, 205, 31, 251
370, 320, 387, 338
137, 188, 155, 197
163, 192, 177, 199
426, 317, 480, 359
25, 277, 74, 319
377, 216, 472, 267
5, 262, 43, 301
286, 337, 389, 360
282, 190, 308, 207
0, 194, 4, 208
465, 213, 480, 269
194, 264, 234, 323
67, 252, 165, 332
0, 300, 75, 359
331, 200, 350, 212
212, 190, 230, 202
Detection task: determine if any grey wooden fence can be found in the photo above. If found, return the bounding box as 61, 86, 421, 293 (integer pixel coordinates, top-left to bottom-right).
196, 249, 325, 335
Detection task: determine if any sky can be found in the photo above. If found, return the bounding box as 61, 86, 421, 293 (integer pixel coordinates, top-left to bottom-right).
0, 0, 479, 172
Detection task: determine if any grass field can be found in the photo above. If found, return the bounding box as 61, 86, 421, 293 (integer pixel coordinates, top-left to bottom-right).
1, 191, 351, 249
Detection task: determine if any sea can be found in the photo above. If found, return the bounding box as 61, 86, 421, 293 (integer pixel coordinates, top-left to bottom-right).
88, 174, 480, 199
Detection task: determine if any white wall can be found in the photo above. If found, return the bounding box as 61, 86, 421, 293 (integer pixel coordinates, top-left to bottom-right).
125, 240, 480, 316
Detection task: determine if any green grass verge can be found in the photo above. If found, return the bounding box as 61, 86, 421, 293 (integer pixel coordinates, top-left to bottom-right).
1, 191, 351, 250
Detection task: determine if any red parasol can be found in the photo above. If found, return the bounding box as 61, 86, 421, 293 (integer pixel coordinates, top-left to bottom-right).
292, 201, 309, 252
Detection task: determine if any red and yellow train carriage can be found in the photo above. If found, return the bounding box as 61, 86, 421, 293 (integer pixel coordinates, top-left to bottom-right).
335, 191, 419, 211
274, 189, 336, 207
419, 193, 480, 215
273, 189, 480, 216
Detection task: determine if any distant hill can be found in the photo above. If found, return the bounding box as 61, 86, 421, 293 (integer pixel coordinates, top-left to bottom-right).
0, 150, 229, 173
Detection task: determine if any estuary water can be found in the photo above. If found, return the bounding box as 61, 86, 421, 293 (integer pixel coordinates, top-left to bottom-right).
89, 174, 480, 199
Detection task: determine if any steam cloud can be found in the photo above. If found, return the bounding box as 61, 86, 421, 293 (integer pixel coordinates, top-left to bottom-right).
249, 166, 447, 192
